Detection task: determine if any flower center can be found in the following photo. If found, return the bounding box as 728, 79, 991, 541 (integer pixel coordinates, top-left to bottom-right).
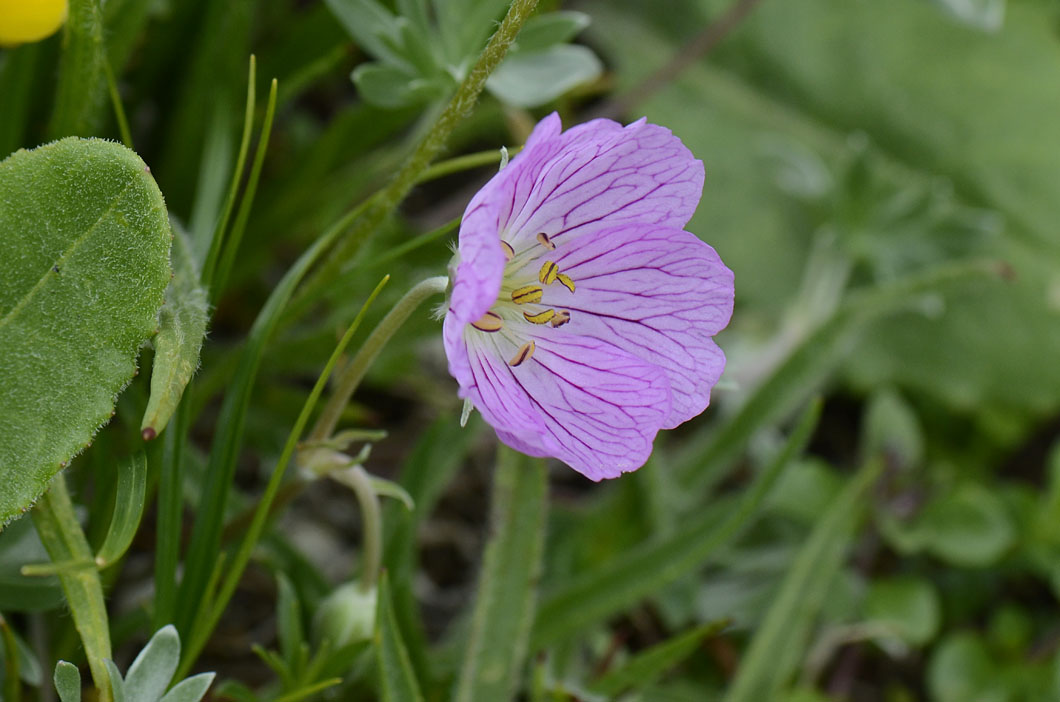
469, 232, 577, 366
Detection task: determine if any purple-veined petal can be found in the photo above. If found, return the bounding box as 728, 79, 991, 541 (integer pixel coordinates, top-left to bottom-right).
542, 224, 734, 429
449, 196, 506, 324
479, 114, 703, 252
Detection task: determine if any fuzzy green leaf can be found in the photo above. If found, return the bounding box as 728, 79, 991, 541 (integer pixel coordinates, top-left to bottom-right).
0, 138, 171, 526
124, 625, 180, 702
158, 673, 215, 702
53, 661, 82, 702
455, 449, 548, 702
141, 224, 208, 439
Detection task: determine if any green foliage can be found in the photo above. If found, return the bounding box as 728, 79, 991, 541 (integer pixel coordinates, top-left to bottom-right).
94, 452, 147, 568
375, 572, 424, 702
141, 225, 208, 439
455, 449, 547, 702
104, 626, 215, 702
325, 0, 601, 109
49, 0, 107, 138
0, 138, 170, 525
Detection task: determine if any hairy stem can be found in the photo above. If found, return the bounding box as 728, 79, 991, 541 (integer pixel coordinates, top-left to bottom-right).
31, 475, 113, 702
332, 465, 383, 592
294, 0, 540, 307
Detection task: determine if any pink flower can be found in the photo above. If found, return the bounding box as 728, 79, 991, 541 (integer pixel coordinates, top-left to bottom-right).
443, 113, 734, 480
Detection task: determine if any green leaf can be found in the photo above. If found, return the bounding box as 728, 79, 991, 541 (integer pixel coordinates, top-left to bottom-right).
53, 661, 82, 702
919, 483, 1016, 567
158, 673, 215, 702
95, 452, 148, 568
374, 572, 424, 702
49, 0, 107, 138
533, 400, 821, 648
928, 632, 1008, 702
861, 388, 923, 469
589, 620, 728, 697
455, 448, 547, 702
352, 63, 446, 109
276, 573, 305, 671
0, 138, 171, 526
141, 224, 209, 439
487, 44, 602, 108
0, 514, 64, 612
106, 660, 126, 702
723, 459, 882, 702
865, 576, 941, 646
513, 11, 591, 53
123, 625, 179, 702
323, 0, 406, 67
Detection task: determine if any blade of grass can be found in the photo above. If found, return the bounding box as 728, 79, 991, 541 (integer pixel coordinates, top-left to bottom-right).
375, 572, 425, 702
589, 619, 730, 698
177, 276, 390, 677
532, 399, 822, 649
213, 77, 279, 297
722, 458, 883, 702
94, 452, 147, 568
454, 448, 548, 702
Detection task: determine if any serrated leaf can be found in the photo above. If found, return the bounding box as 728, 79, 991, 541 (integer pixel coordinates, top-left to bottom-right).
0, 138, 171, 527
95, 451, 148, 568
375, 572, 424, 702
141, 224, 209, 439
158, 673, 215, 702
124, 625, 180, 702
53, 661, 82, 702
487, 44, 602, 108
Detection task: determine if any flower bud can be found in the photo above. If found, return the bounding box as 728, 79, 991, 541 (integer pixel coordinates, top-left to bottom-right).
312, 582, 377, 647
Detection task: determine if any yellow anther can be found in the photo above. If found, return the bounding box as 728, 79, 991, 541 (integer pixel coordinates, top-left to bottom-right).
536, 232, 556, 250
523, 309, 556, 325
509, 340, 536, 367
500, 240, 515, 262
471, 311, 503, 332
550, 310, 571, 328
511, 284, 543, 304
556, 273, 576, 293
538, 260, 559, 285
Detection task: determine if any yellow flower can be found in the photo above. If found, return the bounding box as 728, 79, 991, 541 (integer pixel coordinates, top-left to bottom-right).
0, 0, 68, 47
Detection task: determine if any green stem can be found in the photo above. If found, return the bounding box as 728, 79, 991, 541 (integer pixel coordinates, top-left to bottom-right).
308, 276, 449, 443
102, 59, 133, 149
31, 475, 113, 702
294, 0, 540, 306
332, 466, 383, 592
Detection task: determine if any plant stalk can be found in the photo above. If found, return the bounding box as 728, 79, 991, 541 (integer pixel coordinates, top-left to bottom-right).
32, 475, 113, 702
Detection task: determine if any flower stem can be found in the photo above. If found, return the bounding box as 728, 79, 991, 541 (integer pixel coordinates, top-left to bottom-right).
308, 276, 449, 443
332, 465, 383, 592
294, 0, 540, 305
31, 475, 113, 702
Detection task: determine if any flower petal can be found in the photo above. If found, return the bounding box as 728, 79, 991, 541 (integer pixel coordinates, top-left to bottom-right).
449, 196, 506, 324
543, 224, 734, 429
483, 114, 704, 251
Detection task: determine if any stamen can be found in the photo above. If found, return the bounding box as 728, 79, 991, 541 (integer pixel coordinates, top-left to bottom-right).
509, 340, 536, 367
556, 273, 576, 293
523, 309, 556, 325
538, 260, 559, 285
536, 232, 556, 250
471, 311, 504, 332
511, 284, 543, 304
550, 310, 571, 328
500, 240, 515, 261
